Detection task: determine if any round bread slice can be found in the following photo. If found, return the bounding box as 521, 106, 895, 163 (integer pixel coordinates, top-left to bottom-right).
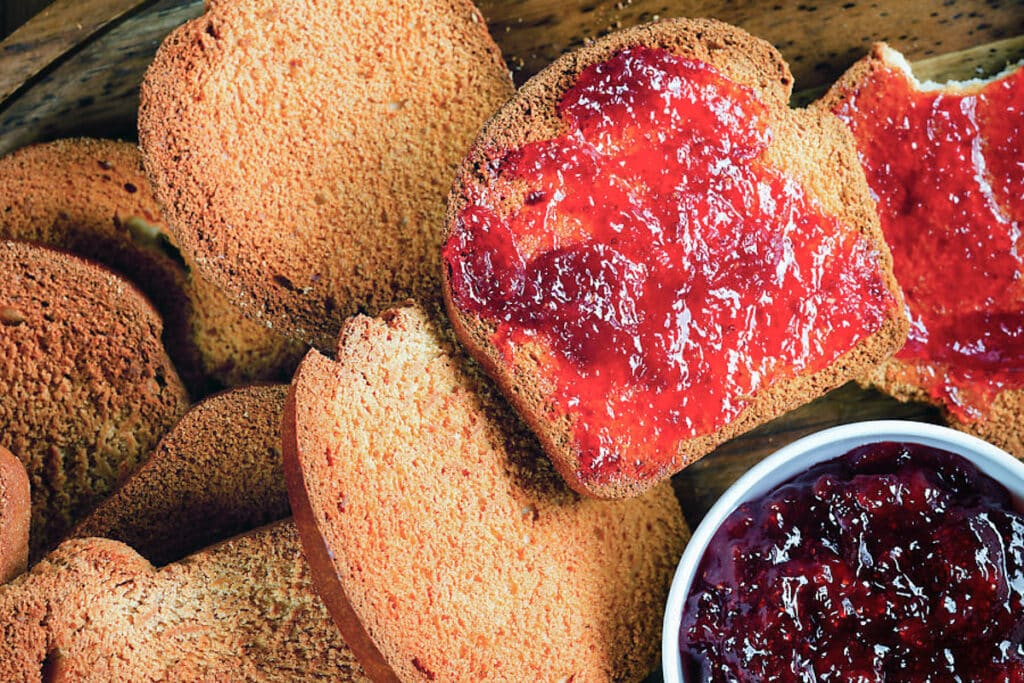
283, 304, 689, 681
72, 384, 290, 566
816, 45, 1024, 458
138, 0, 514, 350
0, 445, 30, 583
0, 521, 367, 681
0, 240, 190, 559
0, 138, 306, 395
442, 18, 908, 498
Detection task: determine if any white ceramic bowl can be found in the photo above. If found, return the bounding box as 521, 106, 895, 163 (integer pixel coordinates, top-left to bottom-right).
661, 420, 1024, 683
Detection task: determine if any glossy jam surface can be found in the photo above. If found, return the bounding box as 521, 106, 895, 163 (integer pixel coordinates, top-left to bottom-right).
680, 442, 1024, 681
444, 47, 894, 486
834, 65, 1024, 422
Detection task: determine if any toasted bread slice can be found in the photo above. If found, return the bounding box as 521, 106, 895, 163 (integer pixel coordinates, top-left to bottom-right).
442, 19, 908, 498
0, 240, 190, 559
0, 520, 366, 681
0, 138, 305, 395
817, 45, 1024, 456
0, 446, 29, 583
139, 0, 514, 350
284, 304, 689, 681
72, 385, 290, 566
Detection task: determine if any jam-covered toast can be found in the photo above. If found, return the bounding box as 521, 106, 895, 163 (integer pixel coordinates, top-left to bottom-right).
442, 19, 908, 498
817, 45, 1024, 457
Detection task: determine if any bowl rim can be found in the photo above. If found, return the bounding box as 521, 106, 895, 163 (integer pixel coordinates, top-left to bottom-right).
661, 419, 1024, 682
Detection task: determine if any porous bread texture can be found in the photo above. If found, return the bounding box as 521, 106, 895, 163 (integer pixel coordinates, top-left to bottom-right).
284, 304, 689, 682
0, 240, 190, 559
816, 44, 1024, 458
72, 384, 290, 566
0, 521, 367, 682
139, 0, 515, 350
0, 446, 30, 583
0, 138, 306, 395
443, 18, 909, 498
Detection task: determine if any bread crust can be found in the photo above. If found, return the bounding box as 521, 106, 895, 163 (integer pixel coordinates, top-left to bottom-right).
0, 240, 190, 559
817, 45, 1024, 459
443, 18, 908, 498
0, 138, 306, 396
0, 445, 29, 584
284, 304, 689, 681
139, 0, 514, 350
72, 384, 291, 566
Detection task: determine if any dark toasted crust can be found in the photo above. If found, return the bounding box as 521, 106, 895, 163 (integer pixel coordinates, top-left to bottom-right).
818, 45, 1024, 459
0, 138, 306, 396
284, 304, 689, 681
443, 18, 908, 498
0, 446, 29, 583
139, 0, 514, 350
0, 240, 191, 559
72, 385, 291, 566
0, 521, 366, 680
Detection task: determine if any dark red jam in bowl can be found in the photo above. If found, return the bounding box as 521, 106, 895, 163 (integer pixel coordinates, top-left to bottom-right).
680, 441, 1024, 681
833, 64, 1024, 422
444, 47, 895, 487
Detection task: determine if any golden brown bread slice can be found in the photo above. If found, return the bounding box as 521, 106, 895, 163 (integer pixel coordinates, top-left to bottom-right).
0, 520, 367, 682
816, 45, 1024, 457
0, 240, 190, 559
138, 0, 514, 349
71, 384, 290, 566
0, 138, 306, 395
0, 445, 30, 583
284, 304, 689, 681
442, 18, 908, 498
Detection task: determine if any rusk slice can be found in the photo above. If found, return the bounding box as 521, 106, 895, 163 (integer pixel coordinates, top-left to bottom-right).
284, 305, 689, 681
817, 45, 1024, 457
0, 138, 305, 395
0, 521, 366, 681
0, 240, 189, 558
72, 385, 290, 566
0, 446, 29, 583
139, 0, 514, 349
442, 19, 908, 498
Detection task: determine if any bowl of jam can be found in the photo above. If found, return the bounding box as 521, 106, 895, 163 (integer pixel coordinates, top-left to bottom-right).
663, 420, 1024, 681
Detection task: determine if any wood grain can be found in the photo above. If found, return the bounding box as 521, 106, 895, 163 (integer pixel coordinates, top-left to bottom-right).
0, 0, 202, 155
0, 0, 141, 102
2, 0, 51, 41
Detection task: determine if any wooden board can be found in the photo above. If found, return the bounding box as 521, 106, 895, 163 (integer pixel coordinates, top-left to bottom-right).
0, 5, 1022, 678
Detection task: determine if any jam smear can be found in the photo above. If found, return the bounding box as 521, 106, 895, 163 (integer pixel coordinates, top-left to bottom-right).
680, 442, 1024, 681
833, 64, 1024, 422
444, 48, 894, 486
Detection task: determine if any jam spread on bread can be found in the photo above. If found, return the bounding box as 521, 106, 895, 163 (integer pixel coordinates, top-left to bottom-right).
444, 48, 894, 485
680, 442, 1024, 679
833, 65, 1024, 422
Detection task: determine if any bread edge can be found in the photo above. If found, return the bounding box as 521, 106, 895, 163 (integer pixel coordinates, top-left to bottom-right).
281, 356, 402, 683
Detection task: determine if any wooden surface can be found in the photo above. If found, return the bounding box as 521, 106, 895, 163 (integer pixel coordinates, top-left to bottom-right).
1, 0, 50, 41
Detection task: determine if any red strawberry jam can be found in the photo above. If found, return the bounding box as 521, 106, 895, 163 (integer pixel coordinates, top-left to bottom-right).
833, 62, 1024, 422
680, 441, 1024, 681
444, 47, 895, 487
